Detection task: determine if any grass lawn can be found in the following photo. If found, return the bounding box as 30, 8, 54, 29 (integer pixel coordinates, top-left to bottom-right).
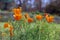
0, 20, 60, 40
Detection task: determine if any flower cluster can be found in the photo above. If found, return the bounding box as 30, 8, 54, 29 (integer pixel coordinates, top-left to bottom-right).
12, 8, 54, 23
13, 7, 22, 21
4, 22, 13, 36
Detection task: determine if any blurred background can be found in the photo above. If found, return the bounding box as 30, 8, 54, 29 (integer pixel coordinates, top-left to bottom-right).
0, 0, 60, 12
0, 0, 60, 22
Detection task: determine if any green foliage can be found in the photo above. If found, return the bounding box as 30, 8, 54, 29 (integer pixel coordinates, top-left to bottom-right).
31, 11, 44, 15
0, 13, 60, 40
10, 20, 60, 40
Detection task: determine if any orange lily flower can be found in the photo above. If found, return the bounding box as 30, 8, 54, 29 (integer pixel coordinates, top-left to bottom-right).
27, 17, 33, 23
13, 8, 22, 14
36, 14, 43, 20
4, 23, 9, 28
16, 8, 22, 14
13, 14, 22, 21
46, 16, 54, 23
